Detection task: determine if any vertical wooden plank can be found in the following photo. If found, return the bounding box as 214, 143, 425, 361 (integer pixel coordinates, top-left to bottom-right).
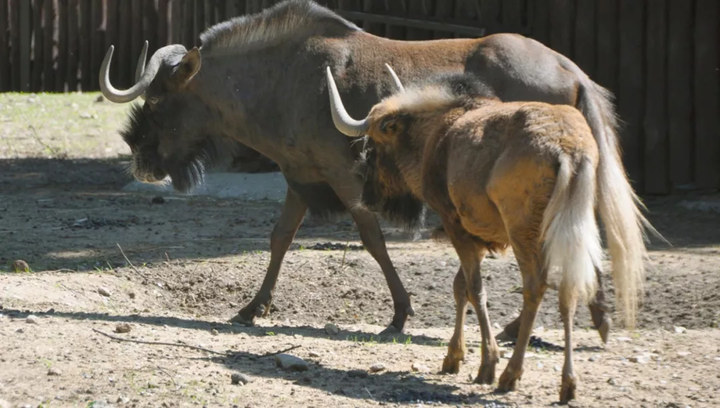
79, 0, 90, 90
216, 0, 226, 22
666, 0, 693, 189
0, 0, 9, 91
431, 0, 453, 39
479, 0, 499, 34
362, 0, 386, 37
90, 0, 103, 92
170, 0, 183, 44
406, 0, 432, 40
502, 0, 523, 33
617, 0, 645, 189
694, 0, 720, 190
207, 0, 217, 26
118, 0, 131, 87
157, 0, 169, 46
194, 0, 204, 44
105, 0, 118, 85
9, 0, 19, 90
385, 0, 407, 40
32, 0, 44, 92
549, 0, 573, 58
143, 0, 158, 49
595, 0, 618, 94
573, 0, 595, 78
531, 0, 549, 45
43, 0, 54, 92
130, 0, 142, 69
183, 0, 194, 47
643, 0, 668, 194
20, 0, 31, 91
226, 0, 239, 18
67, 0, 79, 91
56, 0, 68, 92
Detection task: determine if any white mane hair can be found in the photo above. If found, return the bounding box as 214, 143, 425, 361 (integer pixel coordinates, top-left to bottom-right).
199, 0, 360, 54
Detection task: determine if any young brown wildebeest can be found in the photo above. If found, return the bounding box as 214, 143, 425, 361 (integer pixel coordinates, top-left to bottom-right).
326, 66, 657, 403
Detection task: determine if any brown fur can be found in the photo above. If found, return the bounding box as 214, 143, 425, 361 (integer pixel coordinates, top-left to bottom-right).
331, 72, 647, 402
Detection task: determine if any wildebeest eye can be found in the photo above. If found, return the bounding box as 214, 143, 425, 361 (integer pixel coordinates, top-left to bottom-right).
148, 97, 159, 105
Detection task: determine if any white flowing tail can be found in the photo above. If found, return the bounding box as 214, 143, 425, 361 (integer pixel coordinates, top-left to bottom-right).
541, 156, 603, 308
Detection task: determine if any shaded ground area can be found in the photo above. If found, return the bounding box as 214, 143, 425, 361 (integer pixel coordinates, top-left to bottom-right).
1, 92, 719, 407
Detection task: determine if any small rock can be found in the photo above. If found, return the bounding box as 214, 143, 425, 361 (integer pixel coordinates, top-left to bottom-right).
275, 354, 309, 372
151, 196, 165, 205
15, 328, 24, 333
588, 355, 600, 362
324, 323, 340, 335
615, 336, 632, 342
348, 369, 368, 378
629, 355, 649, 364
677, 351, 691, 357
211, 329, 219, 336
411, 362, 430, 373
47, 367, 61, 376
98, 287, 111, 297
26, 315, 39, 324
230, 373, 250, 385
607, 377, 619, 386
114, 323, 132, 334
308, 351, 321, 358
94, 95, 105, 103
673, 326, 687, 334
10, 260, 30, 272
79, 112, 94, 119
128, 292, 136, 299
369, 363, 386, 373
500, 349, 513, 359
492, 322, 501, 329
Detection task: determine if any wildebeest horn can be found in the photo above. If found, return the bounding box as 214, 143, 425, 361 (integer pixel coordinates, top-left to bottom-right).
134, 41, 148, 87
384, 64, 405, 93
326, 66, 369, 137
100, 43, 187, 103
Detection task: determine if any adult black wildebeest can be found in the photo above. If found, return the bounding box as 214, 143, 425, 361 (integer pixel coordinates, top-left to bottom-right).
99, 0, 626, 336
325, 66, 655, 402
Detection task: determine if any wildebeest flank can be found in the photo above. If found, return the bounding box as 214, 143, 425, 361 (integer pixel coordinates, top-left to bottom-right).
100, 0, 633, 335
326, 68, 658, 403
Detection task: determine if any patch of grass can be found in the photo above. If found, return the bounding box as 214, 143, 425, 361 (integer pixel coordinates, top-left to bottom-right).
0, 92, 131, 160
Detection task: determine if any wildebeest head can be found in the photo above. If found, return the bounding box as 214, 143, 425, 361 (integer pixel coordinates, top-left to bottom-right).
102, 42, 226, 192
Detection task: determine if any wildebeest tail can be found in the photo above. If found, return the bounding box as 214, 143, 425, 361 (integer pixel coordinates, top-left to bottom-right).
576, 80, 663, 328
541, 155, 602, 309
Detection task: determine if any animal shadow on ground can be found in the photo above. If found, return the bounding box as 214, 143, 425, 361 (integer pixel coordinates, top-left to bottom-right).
1, 308, 443, 346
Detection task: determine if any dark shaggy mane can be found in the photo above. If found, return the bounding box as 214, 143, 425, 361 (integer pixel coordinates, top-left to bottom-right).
353, 139, 426, 231
199, 0, 360, 53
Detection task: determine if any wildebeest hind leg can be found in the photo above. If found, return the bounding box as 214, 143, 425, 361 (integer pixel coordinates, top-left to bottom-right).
231, 188, 308, 326
499, 266, 611, 344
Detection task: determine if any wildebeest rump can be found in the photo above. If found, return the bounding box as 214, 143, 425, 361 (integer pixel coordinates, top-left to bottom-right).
325, 67, 656, 402
100, 0, 628, 334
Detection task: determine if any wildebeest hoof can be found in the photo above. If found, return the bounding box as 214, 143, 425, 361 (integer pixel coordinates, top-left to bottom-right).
441, 355, 462, 374
255, 304, 266, 317
496, 369, 521, 393
229, 313, 255, 327
559, 374, 577, 403
474, 363, 496, 384
378, 325, 402, 336
597, 318, 611, 344
494, 329, 517, 342
406, 306, 415, 317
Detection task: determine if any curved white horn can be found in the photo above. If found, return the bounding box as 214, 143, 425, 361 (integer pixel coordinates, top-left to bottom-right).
385, 63, 405, 93
326, 66, 369, 137
100, 43, 186, 103
134, 41, 148, 85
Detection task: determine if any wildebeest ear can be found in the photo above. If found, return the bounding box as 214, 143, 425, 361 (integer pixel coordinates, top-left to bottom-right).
172, 47, 202, 86
379, 115, 404, 136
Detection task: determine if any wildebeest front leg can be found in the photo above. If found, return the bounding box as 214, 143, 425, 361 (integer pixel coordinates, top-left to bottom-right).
230, 188, 307, 325
442, 221, 499, 384
441, 267, 469, 374
500, 266, 611, 343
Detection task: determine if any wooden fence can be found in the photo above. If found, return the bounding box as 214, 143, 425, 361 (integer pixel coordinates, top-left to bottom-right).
1, 0, 718, 194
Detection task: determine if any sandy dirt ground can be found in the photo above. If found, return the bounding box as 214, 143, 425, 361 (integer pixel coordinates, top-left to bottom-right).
1, 93, 720, 407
